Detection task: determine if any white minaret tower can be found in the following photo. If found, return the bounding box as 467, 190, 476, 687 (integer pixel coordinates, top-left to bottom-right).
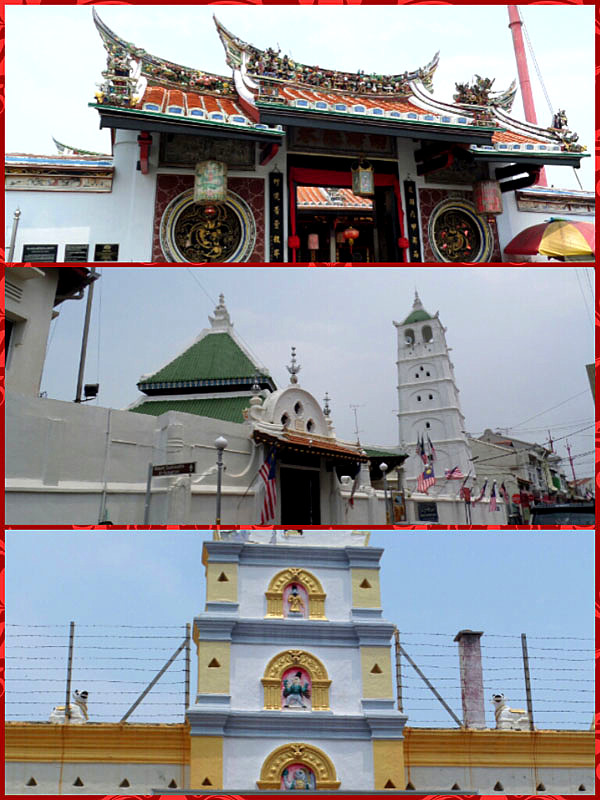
393, 292, 475, 497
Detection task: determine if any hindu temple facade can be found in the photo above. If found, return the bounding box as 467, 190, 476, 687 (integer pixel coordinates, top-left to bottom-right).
5, 10, 592, 264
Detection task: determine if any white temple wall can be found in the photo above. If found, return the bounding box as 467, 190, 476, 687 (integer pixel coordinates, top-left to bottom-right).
223, 736, 374, 791
229, 642, 363, 714
406, 765, 594, 795
237, 563, 352, 621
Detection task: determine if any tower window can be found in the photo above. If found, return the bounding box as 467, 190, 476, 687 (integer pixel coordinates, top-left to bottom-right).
425, 422, 430, 429
306, 419, 315, 432
426, 371, 430, 377
417, 395, 422, 402
428, 394, 433, 400
294, 401, 303, 415
281, 413, 290, 426
415, 373, 419, 379
405, 329, 415, 346
422, 325, 433, 342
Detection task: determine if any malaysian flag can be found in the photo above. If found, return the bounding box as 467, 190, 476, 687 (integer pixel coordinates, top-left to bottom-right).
418, 435, 428, 465
472, 480, 488, 504
417, 464, 436, 494
489, 481, 498, 512
259, 447, 277, 524
500, 482, 510, 504
445, 466, 465, 479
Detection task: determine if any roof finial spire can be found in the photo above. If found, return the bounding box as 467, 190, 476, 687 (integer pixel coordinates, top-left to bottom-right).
209, 293, 233, 330
323, 392, 331, 417
286, 346, 301, 384
413, 289, 423, 310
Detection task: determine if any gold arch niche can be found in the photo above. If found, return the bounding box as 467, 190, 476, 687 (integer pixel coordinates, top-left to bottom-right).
257, 742, 341, 790
265, 567, 326, 619
262, 649, 331, 710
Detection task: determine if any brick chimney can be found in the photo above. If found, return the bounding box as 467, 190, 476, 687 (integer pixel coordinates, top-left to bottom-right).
454, 629, 486, 728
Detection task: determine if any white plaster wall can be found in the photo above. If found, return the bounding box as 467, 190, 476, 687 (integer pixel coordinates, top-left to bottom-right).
407, 765, 594, 794
6, 761, 189, 796
229, 642, 363, 714
406, 496, 507, 524
237, 562, 353, 621
5, 268, 60, 396
223, 735, 374, 790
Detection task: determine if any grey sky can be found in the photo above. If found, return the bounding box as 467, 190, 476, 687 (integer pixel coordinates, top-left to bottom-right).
40, 266, 596, 479
5, 5, 594, 190
5, 529, 594, 727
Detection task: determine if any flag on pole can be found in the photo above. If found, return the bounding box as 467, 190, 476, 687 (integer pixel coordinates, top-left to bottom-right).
427, 435, 437, 462
259, 447, 277, 524
472, 480, 488, 504
419, 435, 428, 465
489, 481, 498, 512
417, 464, 436, 494
500, 482, 510, 504
445, 466, 465, 479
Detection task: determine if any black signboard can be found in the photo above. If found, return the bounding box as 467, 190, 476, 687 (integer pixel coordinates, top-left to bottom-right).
403, 180, 422, 262
22, 244, 58, 262
268, 171, 284, 262
417, 502, 439, 522
152, 462, 196, 477
94, 243, 119, 262
64, 244, 89, 263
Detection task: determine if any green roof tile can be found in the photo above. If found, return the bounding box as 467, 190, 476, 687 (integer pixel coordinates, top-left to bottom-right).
131, 396, 251, 424
140, 332, 268, 385
402, 309, 432, 324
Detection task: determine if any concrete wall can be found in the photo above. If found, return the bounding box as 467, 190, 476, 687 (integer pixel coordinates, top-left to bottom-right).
5, 268, 60, 396
406, 764, 594, 794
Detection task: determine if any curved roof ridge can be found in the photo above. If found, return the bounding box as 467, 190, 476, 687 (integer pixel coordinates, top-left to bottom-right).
214, 14, 439, 96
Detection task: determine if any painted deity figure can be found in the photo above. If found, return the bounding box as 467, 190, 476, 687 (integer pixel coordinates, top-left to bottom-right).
281, 764, 316, 790
282, 670, 311, 709
287, 584, 305, 615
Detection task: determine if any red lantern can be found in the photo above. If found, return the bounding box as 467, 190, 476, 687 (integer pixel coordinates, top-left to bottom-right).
343, 226, 359, 256
288, 234, 300, 250
473, 180, 503, 215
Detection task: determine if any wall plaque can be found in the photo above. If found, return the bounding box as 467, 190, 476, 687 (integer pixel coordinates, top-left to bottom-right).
288, 127, 395, 158
94, 243, 119, 262
268, 171, 284, 261
160, 134, 255, 169
417, 501, 439, 522
21, 244, 58, 262
64, 244, 89, 262
403, 180, 422, 262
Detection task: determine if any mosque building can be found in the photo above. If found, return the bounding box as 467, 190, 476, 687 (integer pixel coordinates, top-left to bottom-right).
5, 531, 594, 794
5, 10, 593, 263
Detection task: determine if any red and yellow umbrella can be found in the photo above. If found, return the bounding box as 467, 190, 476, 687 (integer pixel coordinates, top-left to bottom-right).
504, 218, 595, 260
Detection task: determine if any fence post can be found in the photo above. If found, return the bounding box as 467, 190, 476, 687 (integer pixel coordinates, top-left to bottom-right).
185, 622, 191, 713
65, 621, 75, 722
521, 632, 535, 731
394, 628, 403, 712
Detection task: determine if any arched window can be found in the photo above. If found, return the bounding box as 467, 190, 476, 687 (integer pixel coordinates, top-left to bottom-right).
257, 742, 340, 790
422, 325, 433, 343
405, 329, 415, 346
266, 568, 326, 619
261, 649, 331, 711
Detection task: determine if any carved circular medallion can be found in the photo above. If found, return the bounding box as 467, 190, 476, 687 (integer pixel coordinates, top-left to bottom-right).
160, 189, 256, 262
428, 199, 493, 262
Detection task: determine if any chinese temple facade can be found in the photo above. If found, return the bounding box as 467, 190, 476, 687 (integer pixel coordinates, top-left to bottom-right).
5, 11, 591, 264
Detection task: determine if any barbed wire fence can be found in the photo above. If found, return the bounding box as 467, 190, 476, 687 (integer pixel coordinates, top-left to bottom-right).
395, 631, 594, 730
5, 624, 594, 729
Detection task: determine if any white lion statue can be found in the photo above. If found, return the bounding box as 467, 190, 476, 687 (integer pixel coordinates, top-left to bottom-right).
492, 692, 530, 730
49, 689, 89, 724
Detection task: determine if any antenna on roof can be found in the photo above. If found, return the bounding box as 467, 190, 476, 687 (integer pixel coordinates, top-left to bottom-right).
349, 404, 365, 446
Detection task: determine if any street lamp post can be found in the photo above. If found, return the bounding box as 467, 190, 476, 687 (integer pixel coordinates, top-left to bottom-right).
215, 436, 228, 525
380, 462, 390, 524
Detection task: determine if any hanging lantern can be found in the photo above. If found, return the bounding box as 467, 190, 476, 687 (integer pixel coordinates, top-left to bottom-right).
343, 226, 359, 256
194, 160, 227, 205
351, 158, 375, 197
473, 180, 503, 215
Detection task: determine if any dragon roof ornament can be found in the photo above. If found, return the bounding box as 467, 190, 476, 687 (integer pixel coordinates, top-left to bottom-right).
453, 75, 517, 112
92, 9, 234, 95
214, 15, 439, 97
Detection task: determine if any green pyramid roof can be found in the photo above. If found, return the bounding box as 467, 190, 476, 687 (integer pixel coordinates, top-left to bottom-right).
402, 308, 432, 324
132, 396, 251, 424
138, 331, 273, 392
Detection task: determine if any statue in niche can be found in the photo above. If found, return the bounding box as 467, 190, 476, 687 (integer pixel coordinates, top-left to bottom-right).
283, 583, 308, 618
281, 764, 316, 790
281, 668, 311, 709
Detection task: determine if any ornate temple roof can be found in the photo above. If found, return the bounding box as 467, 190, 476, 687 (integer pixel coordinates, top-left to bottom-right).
90, 11, 587, 161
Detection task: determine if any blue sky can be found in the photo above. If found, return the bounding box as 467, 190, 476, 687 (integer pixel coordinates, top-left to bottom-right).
39, 266, 596, 479
5, 5, 594, 190
6, 529, 594, 728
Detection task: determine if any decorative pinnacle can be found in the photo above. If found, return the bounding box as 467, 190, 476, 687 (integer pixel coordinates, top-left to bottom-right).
286, 346, 301, 384
413, 289, 423, 310
209, 292, 232, 330
323, 392, 331, 417
251, 372, 261, 395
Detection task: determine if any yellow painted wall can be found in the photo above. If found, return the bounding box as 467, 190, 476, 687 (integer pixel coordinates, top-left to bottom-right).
190, 735, 223, 789
360, 646, 393, 698
373, 739, 405, 789
5, 722, 189, 763
205, 562, 238, 604
351, 568, 381, 608
196, 640, 231, 694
